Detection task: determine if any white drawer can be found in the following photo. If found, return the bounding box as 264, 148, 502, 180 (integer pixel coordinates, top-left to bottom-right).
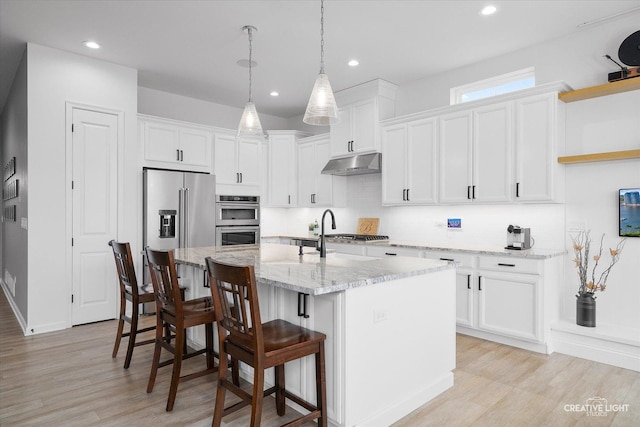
423, 251, 475, 269
477, 255, 540, 275
366, 245, 423, 258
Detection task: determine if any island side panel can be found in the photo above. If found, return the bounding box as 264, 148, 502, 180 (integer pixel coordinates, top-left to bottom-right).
343, 269, 456, 426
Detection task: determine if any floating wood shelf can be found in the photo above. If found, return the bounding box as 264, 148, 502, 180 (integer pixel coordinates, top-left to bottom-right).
558, 77, 640, 103
557, 149, 640, 164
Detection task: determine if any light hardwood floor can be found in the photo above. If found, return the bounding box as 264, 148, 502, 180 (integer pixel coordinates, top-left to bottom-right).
1, 290, 638, 426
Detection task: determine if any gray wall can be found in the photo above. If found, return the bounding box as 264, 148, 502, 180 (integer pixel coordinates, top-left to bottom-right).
1, 48, 28, 320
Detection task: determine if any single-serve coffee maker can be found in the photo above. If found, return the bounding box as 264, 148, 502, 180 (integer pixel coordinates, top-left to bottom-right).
505, 224, 531, 250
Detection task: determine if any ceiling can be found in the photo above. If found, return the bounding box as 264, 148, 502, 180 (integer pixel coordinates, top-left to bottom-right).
1, 0, 639, 118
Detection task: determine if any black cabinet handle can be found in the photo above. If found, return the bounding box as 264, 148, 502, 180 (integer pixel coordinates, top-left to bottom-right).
239, 172, 243, 183
406, 188, 410, 201
384, 252, 397, 256
498, 263, 516, 267
439, 257, 454, 262
467, 186, 471, 199
180, 150, 184, 161
176, 149, 180, 161
402, 189, 406, 201
288, 195, 291, 205
472, 185, 476, 199
478, 276, 482, 291
516, 182, 520, 198
467, 274, 471, 290
297, 292, 310, 318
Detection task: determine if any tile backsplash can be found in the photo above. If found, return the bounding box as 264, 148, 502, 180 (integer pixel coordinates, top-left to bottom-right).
263, 173, 565, 250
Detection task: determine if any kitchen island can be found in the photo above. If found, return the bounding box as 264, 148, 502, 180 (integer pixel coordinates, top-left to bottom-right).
174, 243, 456, 427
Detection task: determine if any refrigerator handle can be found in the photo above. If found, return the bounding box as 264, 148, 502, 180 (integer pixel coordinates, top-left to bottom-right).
178, 188, 184, 248
184, 187, 190, 248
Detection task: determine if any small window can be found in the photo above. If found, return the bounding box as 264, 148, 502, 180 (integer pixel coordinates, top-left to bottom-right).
450, 68, 535, 105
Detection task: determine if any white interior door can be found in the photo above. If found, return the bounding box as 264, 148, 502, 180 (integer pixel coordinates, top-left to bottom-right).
72, 108, 118, 325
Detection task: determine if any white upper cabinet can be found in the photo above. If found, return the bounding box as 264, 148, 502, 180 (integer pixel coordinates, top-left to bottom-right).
298, 134, 346, 207
330, 99, 377, 157
330, 79, 397, 158
439, 102, 512, 203
381, 117, 437, 205
439, 109, 474, 203
214, 132, 262, 195
140, 115, 212, 172
266, 131, 308, 207
514, 92, 564, 202
472, 101, 513, 203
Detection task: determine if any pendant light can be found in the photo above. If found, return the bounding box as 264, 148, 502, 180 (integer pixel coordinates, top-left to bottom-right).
303, 0, 339, 125
237, 25, 264, 137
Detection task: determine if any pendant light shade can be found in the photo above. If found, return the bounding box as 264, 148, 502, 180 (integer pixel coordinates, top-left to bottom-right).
303, 0, 339, 125
237, 25, 264, 138
238, 101, 263, 137
303, 73, 339, 125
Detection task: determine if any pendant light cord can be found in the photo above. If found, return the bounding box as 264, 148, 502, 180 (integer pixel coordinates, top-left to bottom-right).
248, 27, 253, 102
320, 0, 325, 74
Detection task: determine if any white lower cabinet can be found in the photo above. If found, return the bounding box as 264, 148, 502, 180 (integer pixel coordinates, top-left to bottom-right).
477, 270, 540, 342
275, 288, 342, 425
421, 251, 558, 353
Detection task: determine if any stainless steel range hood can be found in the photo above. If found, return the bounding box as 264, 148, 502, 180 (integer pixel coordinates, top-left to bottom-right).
321, 152, 381, 176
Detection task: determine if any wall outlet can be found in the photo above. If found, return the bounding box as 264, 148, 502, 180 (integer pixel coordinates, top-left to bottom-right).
373, 309, 388, 324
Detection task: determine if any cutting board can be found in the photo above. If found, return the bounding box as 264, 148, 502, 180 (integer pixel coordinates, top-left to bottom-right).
357, 218, 379, 235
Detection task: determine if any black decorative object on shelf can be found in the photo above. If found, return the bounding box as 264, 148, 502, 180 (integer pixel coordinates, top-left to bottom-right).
576, 293, 596, 327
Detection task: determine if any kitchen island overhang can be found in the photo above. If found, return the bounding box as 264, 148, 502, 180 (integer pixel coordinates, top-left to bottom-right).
174, 243, 457, 427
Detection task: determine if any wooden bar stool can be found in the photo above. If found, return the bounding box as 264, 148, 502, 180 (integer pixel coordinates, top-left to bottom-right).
205, 258, 327, 427
109, 240, 156, 369
145, 247, 218, 412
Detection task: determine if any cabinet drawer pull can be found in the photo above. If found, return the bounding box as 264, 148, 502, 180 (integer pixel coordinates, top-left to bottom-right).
239, 172, 243, 183
478, 276, 482, 291
498, 263, 516, 267
467, 186, 471, 200
297, 292, 310, 318
176, 149, 180, 161
385, 252, 397, 256
472, 185, 476, 199
467, 274, 471, 290
402, 189, 406, 201
288, 195, 291, 205
439, 257, 454, 262
516, 182, 520, 198
406, 188, 410, 201
180, 150, 184, 161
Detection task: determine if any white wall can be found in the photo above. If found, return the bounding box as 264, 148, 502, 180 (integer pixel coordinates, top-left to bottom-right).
26, 43, 137, 333
395, 12, 639, 117
562, 91, 640, 329
0, 48, 28, 322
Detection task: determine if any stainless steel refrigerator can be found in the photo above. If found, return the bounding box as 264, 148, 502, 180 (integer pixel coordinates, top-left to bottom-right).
142, 168, 216, 298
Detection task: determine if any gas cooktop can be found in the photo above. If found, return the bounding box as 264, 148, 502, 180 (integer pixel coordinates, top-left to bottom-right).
325, 234, 389, 242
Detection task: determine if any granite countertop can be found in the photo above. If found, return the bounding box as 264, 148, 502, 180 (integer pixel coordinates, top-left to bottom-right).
173, 243, 454, 296
264, 235, 566, 259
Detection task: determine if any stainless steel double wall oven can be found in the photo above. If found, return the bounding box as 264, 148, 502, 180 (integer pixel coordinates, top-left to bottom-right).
215, 195, 260, 246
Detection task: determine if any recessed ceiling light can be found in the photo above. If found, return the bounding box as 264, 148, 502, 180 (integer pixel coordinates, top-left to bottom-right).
480, 5, 497, 16
270, 91, 279, 97
82, 40, 101, 49
348, 59, 359, 67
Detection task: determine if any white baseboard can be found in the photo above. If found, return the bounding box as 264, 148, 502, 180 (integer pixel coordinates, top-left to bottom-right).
457, 326, 549, 354
1, 280, 28, 335
551, 320, 640, 372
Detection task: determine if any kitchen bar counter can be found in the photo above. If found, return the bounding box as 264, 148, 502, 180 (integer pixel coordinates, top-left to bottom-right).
174, 242, 456, 426
263, 235, 566, 259
174, 242, 455, 295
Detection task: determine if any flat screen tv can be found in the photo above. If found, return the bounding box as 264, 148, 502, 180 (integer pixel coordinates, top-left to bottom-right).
619, 188, 640, 237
